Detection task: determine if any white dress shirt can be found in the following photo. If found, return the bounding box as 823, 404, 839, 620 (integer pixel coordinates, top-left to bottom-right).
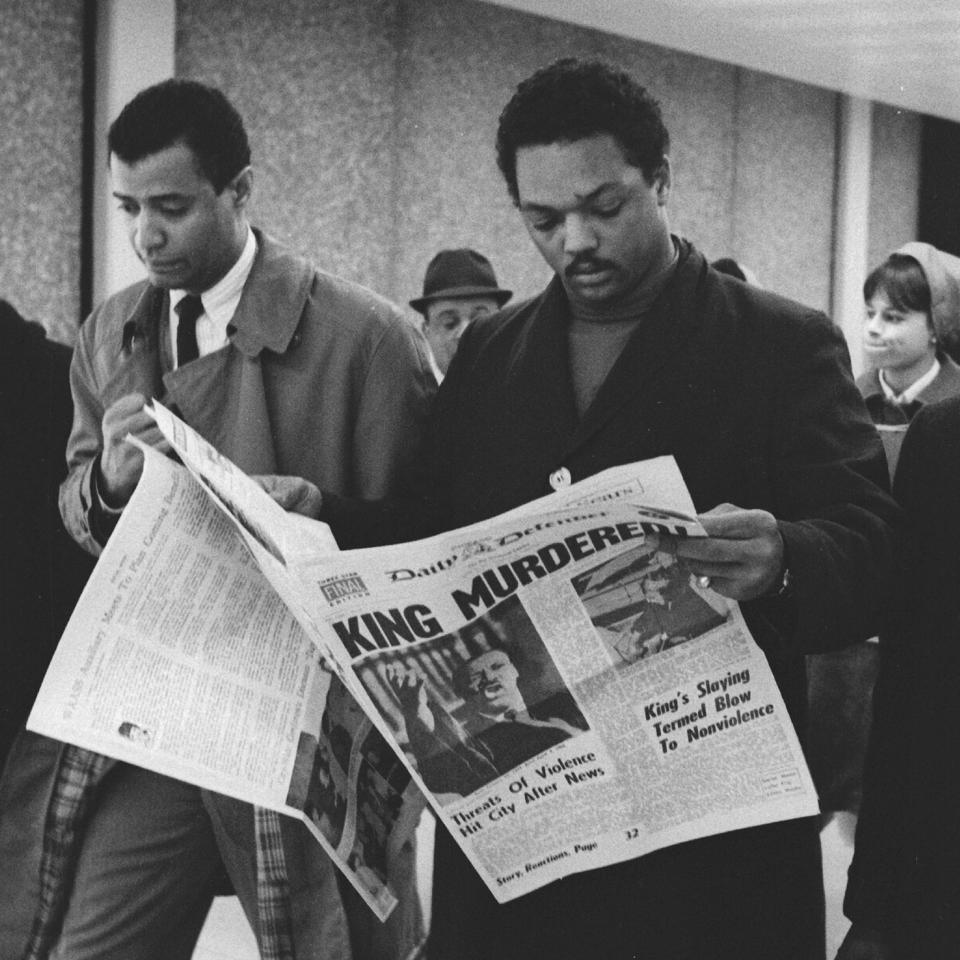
879, 357, 940, 405
169, 226, 258, 367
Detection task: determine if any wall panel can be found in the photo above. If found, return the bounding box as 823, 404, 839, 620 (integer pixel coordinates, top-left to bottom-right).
177, 0, 401, 298
175, 0, 848, 319
0, 1, 928, 342
393, 0, 742, 312
869, 104, 922, 270
732, 74, 837, 310
0, 0, 85, 342
74, 0, 919, 332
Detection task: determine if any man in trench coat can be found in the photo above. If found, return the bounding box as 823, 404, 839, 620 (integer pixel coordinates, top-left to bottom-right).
0, 78, 433, 960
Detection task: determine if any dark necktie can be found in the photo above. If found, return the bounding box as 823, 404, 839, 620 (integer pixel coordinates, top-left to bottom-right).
175, 294, 204, 366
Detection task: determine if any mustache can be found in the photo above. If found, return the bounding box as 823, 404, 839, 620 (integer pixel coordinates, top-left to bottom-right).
565, 255, 615, 278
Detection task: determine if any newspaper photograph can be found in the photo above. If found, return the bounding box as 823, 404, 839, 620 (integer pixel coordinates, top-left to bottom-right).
281, 666, 422, 918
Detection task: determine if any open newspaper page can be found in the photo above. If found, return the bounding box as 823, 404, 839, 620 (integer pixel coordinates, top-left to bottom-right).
28, 444, 409, 919
287, 483, 819, 903
143, 399, 334, 565
143, 400, 349, 675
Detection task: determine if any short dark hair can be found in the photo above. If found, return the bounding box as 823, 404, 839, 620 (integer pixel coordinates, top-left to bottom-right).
108, 79, 251, 193
863, 253, 932, 318
496, 58, 670, 206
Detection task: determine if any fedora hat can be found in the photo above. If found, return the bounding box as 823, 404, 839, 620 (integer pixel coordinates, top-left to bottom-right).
410, 248, 512, 314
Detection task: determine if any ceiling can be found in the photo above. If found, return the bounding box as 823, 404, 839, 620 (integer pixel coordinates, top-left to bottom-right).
489, 0, 960, 124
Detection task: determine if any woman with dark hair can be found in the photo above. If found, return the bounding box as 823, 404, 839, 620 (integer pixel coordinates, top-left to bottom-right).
858, 242, 960, 480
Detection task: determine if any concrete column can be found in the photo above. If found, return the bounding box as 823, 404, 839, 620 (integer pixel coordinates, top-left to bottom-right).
832, 95, 873, 377
92, 0, 176, 303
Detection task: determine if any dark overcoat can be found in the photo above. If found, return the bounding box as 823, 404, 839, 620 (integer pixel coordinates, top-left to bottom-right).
414, 240, 897, 959
844, 395, 960, 957
0, 302, 93, 764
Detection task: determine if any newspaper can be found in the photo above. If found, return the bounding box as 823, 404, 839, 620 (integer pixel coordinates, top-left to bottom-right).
30, 403, 818, 911
287, 489, 819, 902
28, 443, 413, 919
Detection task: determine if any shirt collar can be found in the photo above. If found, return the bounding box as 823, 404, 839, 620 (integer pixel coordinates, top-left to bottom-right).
120, 230, 311, 359
879, 357, 940, 404
169, 226, 257, 329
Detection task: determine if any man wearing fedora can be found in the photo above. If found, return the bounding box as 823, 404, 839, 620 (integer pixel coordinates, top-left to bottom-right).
410, 248, 511, 376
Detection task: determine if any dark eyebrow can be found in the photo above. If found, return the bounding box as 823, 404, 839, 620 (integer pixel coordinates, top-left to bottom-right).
111, 191, 190, 204
518, 199, 557, 215
519, 182, 621, 214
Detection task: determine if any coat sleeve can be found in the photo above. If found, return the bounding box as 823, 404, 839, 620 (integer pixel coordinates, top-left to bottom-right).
0, 307, 94, 733
58, 311, 112, 556
318, 318, 461, 547
343, 311, 437, 501
758, 311, 899, 653
42, 335, 96, 650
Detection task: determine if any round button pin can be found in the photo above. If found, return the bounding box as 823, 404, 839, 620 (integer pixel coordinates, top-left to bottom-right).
549, 467, 572, 491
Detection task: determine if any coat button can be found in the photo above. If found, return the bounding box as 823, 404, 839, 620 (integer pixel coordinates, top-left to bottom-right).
549, 466, 572, 491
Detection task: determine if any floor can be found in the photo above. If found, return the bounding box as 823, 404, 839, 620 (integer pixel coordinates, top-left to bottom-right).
822, 811, 857, 956
192, 896, 258, 960
192, 812, 855, 959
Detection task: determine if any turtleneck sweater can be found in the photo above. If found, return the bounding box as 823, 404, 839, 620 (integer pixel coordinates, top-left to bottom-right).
567, 240, 679, 417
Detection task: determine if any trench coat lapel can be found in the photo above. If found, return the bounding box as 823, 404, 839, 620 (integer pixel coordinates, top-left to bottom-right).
100, 284, 167, 410
162, 232, 312, 476
95, 283, 271, 468
162, 349, 278, 475
566, 242, 706, 455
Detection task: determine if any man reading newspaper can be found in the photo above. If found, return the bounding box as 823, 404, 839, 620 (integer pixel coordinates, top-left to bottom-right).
0, 79, 434, 960
264, 59, 897, 959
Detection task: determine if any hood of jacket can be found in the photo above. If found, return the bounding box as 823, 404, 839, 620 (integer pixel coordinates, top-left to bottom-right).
897, 241, 960, 344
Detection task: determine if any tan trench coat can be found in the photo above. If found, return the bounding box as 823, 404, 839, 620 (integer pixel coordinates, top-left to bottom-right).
1, 231, 435, 960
